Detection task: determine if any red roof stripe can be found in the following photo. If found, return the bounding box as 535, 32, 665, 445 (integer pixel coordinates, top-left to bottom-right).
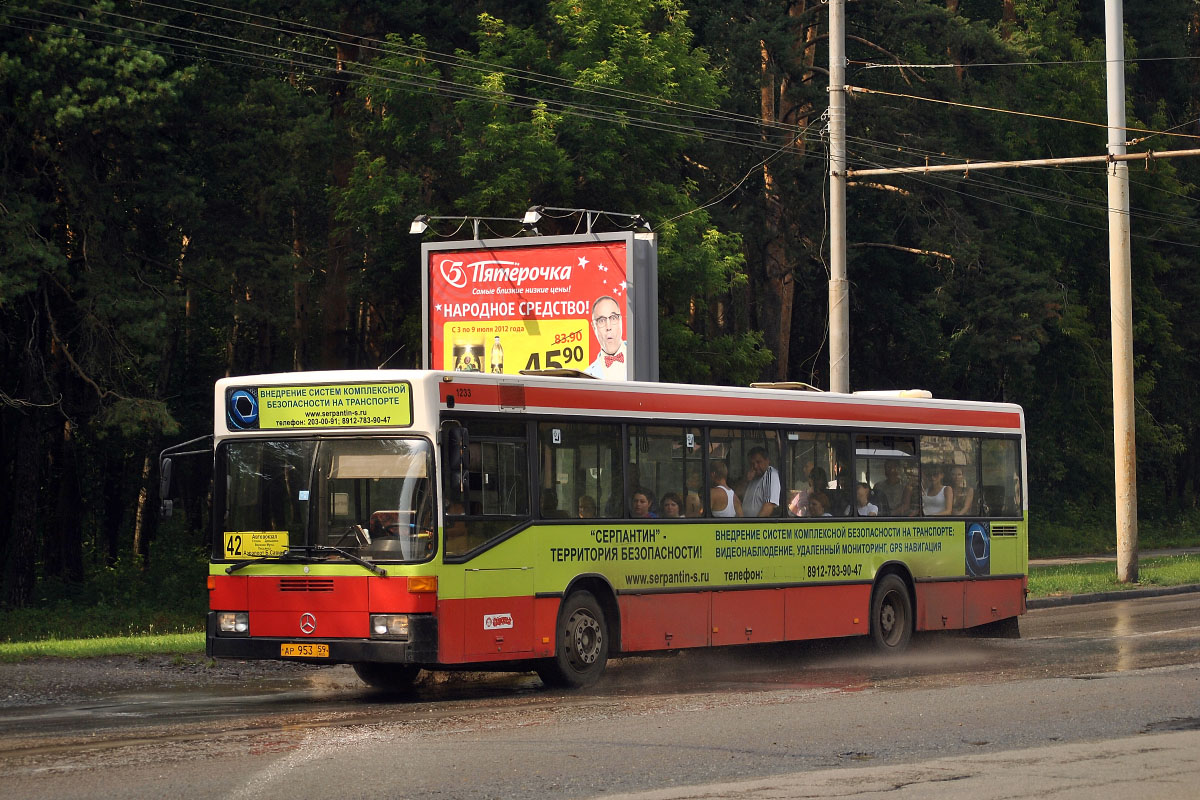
446, 382, 1021, 430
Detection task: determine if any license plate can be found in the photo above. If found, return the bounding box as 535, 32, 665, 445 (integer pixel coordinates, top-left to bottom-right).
281, 643, 329, 658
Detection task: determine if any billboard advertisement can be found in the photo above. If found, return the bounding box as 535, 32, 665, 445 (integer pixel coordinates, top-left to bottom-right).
422, 232, 657, 382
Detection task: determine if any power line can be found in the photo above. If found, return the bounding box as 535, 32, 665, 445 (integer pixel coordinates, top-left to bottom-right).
10, 2, 1199, 239
9, 9, 810, 156
853, 54, 1200, 70
847, 85, 1200, 142
48, 0, 807, 140
22, 2, 826, 156
847, 151, 1200, 249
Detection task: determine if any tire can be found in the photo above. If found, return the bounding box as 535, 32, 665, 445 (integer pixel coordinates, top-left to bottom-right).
352, 662, 420, 691
536, 590, 609, 689
870, 574, 913, 653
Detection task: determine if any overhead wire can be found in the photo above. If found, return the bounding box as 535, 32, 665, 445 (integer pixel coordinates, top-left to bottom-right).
9, 9, 810, 156
44, 0, 810, 143
156, 0, 794, 134
848, 86, 1200, 142
853, 54, 1200, 70
17, 5, 830, 158
842, 132, 1200, 212
10, 2, 1200, 240
846, 148, 1200, 249
843, 136, 1197, 228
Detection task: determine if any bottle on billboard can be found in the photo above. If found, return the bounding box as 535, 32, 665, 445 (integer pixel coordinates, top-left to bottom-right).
452, 340, 484, 372
490, 336, 504, 373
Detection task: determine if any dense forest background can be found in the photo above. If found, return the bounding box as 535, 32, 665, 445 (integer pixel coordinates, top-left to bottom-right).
3, 0, 1200, 608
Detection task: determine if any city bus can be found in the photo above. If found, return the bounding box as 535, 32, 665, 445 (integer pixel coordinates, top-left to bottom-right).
195, 369, 1027, 690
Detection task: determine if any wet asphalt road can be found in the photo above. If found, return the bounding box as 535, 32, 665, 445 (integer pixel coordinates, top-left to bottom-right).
3, 593, 1200, 799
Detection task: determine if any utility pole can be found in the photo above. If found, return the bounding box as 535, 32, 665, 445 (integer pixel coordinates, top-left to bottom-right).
1106, 0, 1138, 583
828, 0, 849, 394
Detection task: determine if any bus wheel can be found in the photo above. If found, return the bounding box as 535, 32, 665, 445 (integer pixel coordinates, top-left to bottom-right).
870, 574, 913, 653
537, 591, 608, 689
352, 662, 420, 691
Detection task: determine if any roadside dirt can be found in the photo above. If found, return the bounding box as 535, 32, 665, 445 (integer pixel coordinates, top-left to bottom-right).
0, 655, 333, 707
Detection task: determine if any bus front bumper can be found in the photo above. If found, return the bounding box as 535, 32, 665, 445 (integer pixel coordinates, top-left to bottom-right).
205, 612, 437, 664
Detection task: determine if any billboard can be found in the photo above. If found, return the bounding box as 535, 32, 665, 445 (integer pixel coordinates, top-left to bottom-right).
422, 232, 657, 382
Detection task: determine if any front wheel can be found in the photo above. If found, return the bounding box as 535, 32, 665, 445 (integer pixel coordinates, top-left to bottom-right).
537, 591, 609, 689
352, 662, 420, 691
870, 574, 913, 653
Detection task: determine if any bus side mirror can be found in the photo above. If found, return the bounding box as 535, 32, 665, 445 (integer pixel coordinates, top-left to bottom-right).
159, 457, 174, 519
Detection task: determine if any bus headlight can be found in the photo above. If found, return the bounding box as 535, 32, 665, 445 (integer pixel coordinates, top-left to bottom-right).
217, 612, 249, 634
371, 614, 410, 639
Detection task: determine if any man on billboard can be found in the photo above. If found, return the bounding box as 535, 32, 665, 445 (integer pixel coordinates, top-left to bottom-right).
584, 295, 627, 380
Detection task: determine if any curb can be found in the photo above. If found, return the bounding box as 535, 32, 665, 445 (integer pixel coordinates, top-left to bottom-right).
1027, 582, 1200, 609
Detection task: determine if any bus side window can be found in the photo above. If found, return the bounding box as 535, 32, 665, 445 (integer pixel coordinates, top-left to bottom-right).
627, 424, 702, 518
787, 430, 853, 517
538, 421, 622, 520
981, 438, 1022, 517
442, 418, 530, 558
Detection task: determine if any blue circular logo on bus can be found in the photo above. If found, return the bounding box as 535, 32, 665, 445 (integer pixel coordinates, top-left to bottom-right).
966, 522, 990, 577
228, 389, 259, 429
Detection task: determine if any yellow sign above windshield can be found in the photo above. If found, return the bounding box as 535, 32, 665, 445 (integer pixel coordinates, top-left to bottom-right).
233, 382, 413, 430
224, 531, 289, 560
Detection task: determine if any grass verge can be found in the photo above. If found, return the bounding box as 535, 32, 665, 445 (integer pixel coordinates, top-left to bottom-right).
1028, 554, 1200, 598
0, 632, 205, 663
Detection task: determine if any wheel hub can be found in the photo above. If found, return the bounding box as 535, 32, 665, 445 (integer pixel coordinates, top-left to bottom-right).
571, 613, 601, 665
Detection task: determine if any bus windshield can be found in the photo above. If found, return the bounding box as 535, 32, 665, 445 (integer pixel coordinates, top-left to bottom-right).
220, 437, 436, 563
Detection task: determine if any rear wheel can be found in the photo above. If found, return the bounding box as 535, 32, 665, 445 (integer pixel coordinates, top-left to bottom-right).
870, 574, 913, 653
537, 591, 609, 689
352, 662, 420, 691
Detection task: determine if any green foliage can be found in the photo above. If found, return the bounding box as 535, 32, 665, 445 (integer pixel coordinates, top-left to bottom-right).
0, 523, 207, 644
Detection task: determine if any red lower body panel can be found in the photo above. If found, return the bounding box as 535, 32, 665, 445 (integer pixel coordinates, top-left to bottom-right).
213, 574, 1025, 665
916, 576, 1027, 631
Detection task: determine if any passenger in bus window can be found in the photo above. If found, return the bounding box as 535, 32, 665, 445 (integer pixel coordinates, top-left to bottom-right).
577, 495, 598, 519
631, 489, 656, 518
541, 488, 569, 519
660, 492, 684, 518
808, 492, 833, 517
741, 446, 781, 517
788, 465, 825, 516
950, 467, 976, 515
873, 460, 910, 516
709, 462, 741, 517
684, 470, 704, 517
921, 465, 954, 516
847, 483, 879, 516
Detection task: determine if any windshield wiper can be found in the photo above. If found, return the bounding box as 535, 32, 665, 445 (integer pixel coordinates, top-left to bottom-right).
224, 545, 387, 576
224, 548, 306, 574
302, 544, 388, 576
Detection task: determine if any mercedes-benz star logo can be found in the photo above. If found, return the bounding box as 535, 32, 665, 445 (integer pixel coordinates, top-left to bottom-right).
299, 612, 317, 635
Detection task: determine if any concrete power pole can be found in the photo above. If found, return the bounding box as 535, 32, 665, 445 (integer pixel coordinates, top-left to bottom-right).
1106, 0, 1138, 583
827, 0, 850, 394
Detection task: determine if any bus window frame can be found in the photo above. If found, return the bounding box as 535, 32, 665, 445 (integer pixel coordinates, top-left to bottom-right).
440, 414, 536, 563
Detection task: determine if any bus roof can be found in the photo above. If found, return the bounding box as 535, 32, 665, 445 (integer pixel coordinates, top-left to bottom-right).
214, 370, 1024, 438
